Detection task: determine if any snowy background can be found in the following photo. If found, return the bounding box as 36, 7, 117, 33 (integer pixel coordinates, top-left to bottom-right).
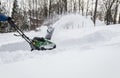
0, 14, 120, 78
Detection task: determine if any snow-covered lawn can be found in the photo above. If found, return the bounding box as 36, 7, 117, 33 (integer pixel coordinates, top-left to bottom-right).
0, 14, 120, 78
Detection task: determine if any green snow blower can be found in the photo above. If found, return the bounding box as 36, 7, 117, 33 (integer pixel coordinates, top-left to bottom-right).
8, 20, 56, 51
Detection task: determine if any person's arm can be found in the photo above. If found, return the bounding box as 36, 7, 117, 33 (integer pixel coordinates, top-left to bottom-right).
0, 13, 11, 21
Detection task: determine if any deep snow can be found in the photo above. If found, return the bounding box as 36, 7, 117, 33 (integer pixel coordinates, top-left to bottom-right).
0, 14, 120, 78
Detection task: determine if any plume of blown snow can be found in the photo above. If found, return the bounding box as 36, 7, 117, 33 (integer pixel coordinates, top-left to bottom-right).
52, 14, 94, 30
52, 14, 94, 41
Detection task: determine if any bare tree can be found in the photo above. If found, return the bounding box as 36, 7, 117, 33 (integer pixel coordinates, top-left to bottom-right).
62, 0, 67, 13
93, 0, 98, 25
0, 1, 2, 12
43, 0, 48, 18
49, 0, 52, 16
73, 0, 77, 13
78, 0, 81, 13
113, 0, 119, 24
91, 0, 94, 16
11, 0, 20, 24
119, 13, 120, 24
86, 0, 90, 17
104, 0, 116, 25
28, 0, 32, 30
81, 0, 85, 16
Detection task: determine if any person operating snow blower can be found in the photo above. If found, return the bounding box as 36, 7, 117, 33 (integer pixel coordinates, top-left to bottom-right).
0, 13, 56, 51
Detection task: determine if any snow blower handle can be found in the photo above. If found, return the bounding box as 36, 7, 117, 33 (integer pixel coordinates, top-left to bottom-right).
8, 17, 32, 45
8, 19, 16, 28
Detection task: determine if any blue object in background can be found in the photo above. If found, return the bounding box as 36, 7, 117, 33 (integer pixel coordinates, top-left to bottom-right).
0, 13, 8, 21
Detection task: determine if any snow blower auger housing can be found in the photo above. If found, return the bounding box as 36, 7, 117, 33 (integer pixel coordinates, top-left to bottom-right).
31, 37, 56, 51
8, 20, 56, 51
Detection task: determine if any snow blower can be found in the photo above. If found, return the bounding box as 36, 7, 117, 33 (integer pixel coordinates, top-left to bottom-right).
8, 20, 56, 51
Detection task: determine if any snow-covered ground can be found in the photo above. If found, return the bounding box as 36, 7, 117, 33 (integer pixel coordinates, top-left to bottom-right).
0, 14, 120, 78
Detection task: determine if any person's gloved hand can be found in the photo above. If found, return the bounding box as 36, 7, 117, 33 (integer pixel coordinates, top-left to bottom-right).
7, 17, 12, 21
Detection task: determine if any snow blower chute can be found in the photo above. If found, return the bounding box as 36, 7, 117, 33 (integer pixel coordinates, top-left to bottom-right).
8, 20, 56, 51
